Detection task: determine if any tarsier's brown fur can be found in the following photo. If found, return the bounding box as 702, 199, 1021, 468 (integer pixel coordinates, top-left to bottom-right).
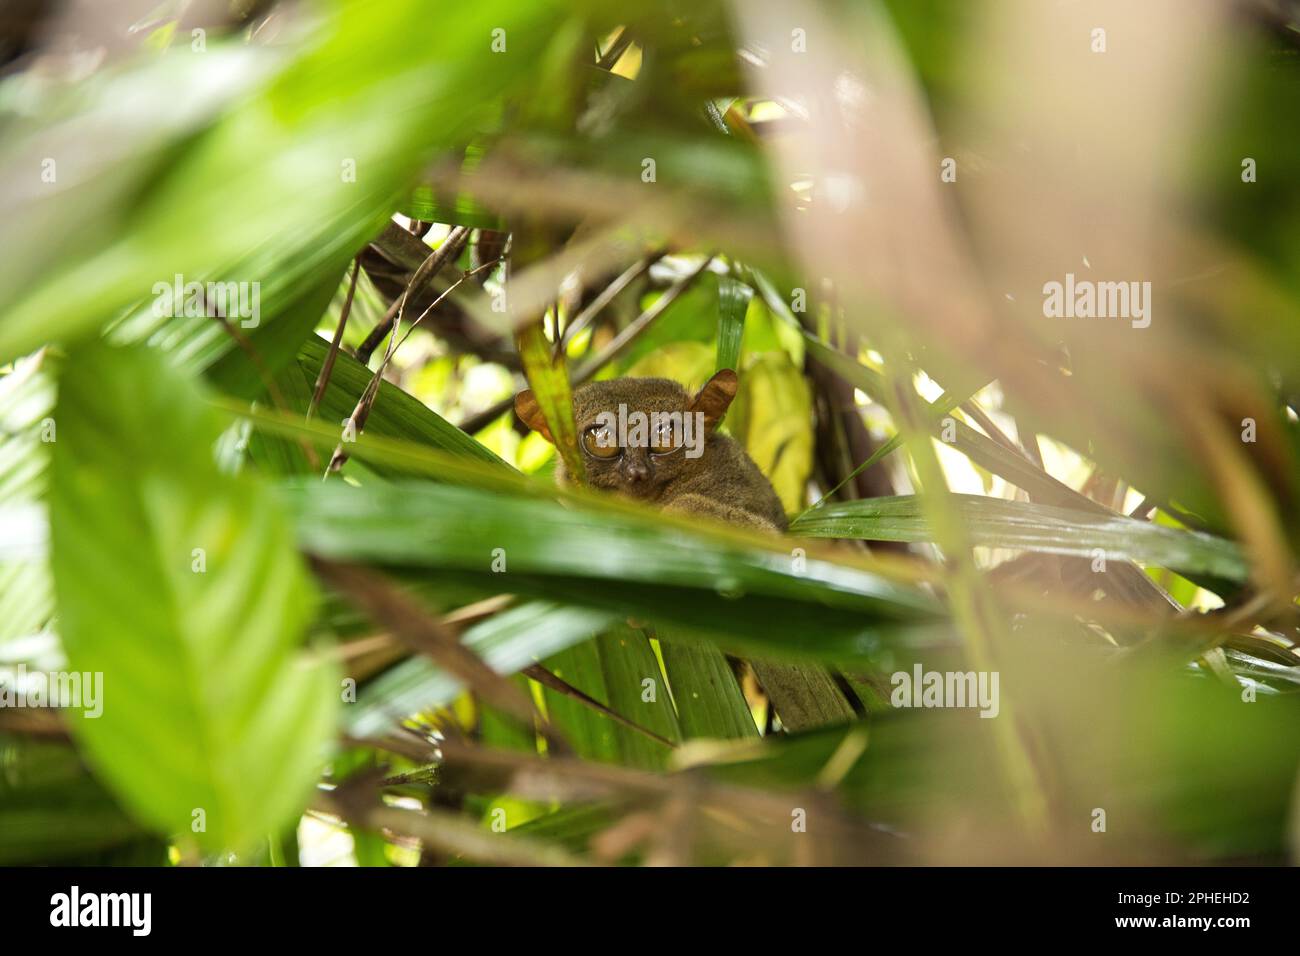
515, 370, 787, 532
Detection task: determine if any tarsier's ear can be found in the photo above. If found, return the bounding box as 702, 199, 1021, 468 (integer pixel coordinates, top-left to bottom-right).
690, 369, 738, 429
514, 389, 554, 443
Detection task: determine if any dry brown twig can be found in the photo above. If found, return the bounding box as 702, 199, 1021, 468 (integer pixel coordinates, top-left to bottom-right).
307, 255, 361, 421
308, 556, 544, 731
326, 255, 501, 475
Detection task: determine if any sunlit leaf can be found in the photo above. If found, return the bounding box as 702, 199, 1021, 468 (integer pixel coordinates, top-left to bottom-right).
49, 343, 339, 851
791, 494, 1249, 581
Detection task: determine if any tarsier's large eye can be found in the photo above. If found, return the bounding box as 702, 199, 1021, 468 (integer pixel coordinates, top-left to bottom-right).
581, 423, 621, 459
649, 420, 681, 456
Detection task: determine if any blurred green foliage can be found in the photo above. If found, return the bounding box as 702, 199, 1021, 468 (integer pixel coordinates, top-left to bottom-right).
0, 0, 1298, 866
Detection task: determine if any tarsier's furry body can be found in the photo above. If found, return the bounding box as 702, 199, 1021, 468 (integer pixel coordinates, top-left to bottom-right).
516, 370, 856, 731
528, 371, 786, 532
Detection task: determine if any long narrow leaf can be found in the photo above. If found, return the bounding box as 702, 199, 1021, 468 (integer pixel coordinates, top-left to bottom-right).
517, 321, 585, 481
791, 494, 1248, 581
715, 274, 750, 373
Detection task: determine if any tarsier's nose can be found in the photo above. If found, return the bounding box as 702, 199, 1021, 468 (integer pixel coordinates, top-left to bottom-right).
622, 458, 651, 483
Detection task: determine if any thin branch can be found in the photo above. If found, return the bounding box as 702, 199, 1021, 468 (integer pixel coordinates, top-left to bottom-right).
356, 226, 471, 365
455, 393, 517, 436
326, 257, 501, 475
390, 258, 502, 355
455, 252, 667, 433
309, 557, 543, 732
572, 255, 713, 384
799, 311, 901, 552
521, 663, 678, 750
455, 254, 709, 435
554, 248, 667, 360
596, 27, 633, 71
1018, 421, 1045, 469
960, 397, 1029, 463
311, 792, 595, 867
1127, 496, 1156, 519
307, 256, 361, 421
354, 296, 400, 366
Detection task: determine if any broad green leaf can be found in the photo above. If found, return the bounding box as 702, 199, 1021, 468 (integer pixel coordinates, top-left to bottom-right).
0, 45, 285, 319
615, 281, 720, 373
49, 343, 339, 851
791, 494, 1248, 581
658, 631, 758, 740
540, 642, 622, 765
0, 0, 570, 365
727, 351, 814, 514
104, 245, 348, 404
221, 397, 526, 489
593, 625, 683, 759
542, 625, 680, 770
282, 478, 942, 667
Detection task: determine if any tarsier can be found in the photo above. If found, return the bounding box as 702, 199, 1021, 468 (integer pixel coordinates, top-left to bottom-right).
515, 369, 855, 731
514, 370, 785, 531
